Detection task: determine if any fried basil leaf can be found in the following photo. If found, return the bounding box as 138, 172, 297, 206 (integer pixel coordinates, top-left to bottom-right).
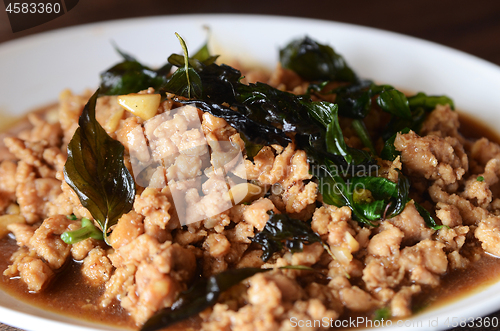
324, 104, 352, 164
170, 33, 203, 99
382, 92, 454, 140
168, 42, 219, 71
349, 176, 399, 221
331, 80, 375, 119
141, 268, 268, 331
385, 171, 410, 219
351, 119, 375, 154
182, 99, 292, 147
64, 90, 136, 244
163, 67, 202, 99
408, 92, 455, 111
235, 82, 323, 135
280, 36, 358, 83
414, 202, 447, 230
380, 127, 411, 161
252, 211, 325, 262
99, 46, 171, 95
376, 89, 412, 120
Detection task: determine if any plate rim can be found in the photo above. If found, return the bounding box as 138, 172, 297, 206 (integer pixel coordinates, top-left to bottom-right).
1, 13, 500, 331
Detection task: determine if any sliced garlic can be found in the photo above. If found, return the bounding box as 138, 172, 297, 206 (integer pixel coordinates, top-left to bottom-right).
330, 246, 353, 264
344, 231, 360, 253
104, 107, 125, 133
226, 183, 265, 205
5, 204, 20, 215
0, 214, 25, 238
117, 93, 161, 120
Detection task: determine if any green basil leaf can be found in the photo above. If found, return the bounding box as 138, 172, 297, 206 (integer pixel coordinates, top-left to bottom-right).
414, 202, 447, 230
351, 119, 375, 154
376, 89, 412, 120
141, 268, 268, 331
381, 107, 426, 141
192, 42, 219, 66
380, 127, 411, 161
356, 200, 386, 221
63, 90, 136, 244
280, 36, 358, 83
408, 92, 455, 111
385, 170, 410, 219
163, 67, 203, 99
350, 176, 398, 200
350, 176, 399, 221
302, 100, 335, 128
326, 104, 352, 164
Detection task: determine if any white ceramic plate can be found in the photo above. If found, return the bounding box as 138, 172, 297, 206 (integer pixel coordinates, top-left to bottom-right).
1, 14, 500, 331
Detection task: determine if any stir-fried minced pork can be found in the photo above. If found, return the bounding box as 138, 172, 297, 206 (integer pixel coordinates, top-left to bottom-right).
2, 43, 500, 331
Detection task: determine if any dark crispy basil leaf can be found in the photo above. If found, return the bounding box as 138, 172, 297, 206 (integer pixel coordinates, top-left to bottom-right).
182, 99, 292, 147
141, 268, 268, 331
63, 90, 135, 243
385, 170, 410, 219
326, 82, 412, 121
414, 202, 446, 230
168, 50, 219, 72
163, 67, 203, 99
333, 80, 375, 119
252, 211, 324, 262
325, 104, 352, 164
196, 63, 241, 103
304, 99, 335, 128
239, 134, 264, 161
99, 46, 171, 95
235, 82, 322, 135
280, 36, 358, 83
162, 39, 404, 227
99, 61, 170, 96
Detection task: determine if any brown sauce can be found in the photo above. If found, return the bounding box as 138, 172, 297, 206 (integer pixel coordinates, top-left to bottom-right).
1, 106, 500, 330
459, 112, 500, 143
416, 253, 500, 312
0, 235, 134, 329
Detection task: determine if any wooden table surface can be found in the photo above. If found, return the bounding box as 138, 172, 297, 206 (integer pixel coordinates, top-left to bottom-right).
1, 0, 500, 330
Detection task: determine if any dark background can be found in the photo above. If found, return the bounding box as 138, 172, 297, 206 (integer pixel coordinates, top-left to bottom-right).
1, 0, 500, 330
